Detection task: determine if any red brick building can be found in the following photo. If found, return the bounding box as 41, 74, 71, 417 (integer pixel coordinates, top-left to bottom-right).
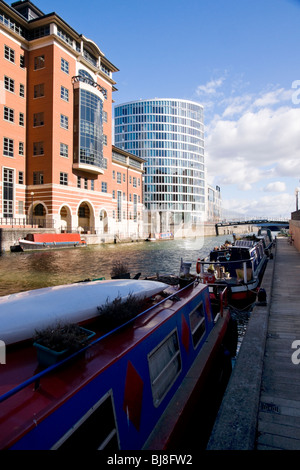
0, 0, 144, 238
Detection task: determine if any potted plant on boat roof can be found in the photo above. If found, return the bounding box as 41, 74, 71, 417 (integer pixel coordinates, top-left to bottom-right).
33, 322, 95, 368
97, 293, 145, 330
110, 260, 130, 279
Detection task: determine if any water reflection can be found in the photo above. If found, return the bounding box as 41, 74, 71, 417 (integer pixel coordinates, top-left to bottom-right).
0, 235, 233, 296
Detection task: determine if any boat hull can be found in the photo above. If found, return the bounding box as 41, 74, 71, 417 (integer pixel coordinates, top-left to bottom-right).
16, 233, 87, 251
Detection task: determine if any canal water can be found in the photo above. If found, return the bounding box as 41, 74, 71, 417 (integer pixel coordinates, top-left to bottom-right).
0, 234, 235, 296
0, 233, 253, 352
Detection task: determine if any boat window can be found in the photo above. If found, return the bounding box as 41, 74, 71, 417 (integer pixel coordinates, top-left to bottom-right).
189, 302, 206, 349
148, 329, 181, 407
52, 391, 119, 450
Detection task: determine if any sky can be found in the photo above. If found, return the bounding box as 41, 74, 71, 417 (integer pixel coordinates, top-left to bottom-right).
34, 0, 300, 219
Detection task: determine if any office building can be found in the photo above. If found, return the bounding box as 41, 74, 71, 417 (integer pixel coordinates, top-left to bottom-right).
114, 99, 205, 236
0, 0, 144, 237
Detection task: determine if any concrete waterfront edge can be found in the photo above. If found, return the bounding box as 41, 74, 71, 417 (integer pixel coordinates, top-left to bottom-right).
206, 240, 277, 450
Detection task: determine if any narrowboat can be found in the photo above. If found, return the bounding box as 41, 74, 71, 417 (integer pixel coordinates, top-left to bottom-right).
196, 229, 273, 304
0, 278, 236, 450
17, 233, 87, 251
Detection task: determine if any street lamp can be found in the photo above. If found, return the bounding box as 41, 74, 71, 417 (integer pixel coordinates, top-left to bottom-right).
296, 187, 300, 212
31, 192, 34, 227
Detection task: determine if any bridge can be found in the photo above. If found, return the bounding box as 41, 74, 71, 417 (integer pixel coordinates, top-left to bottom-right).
215, 218, 289, 235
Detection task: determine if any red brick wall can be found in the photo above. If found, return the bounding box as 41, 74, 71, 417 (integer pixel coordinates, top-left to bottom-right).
289, 220, 300, 252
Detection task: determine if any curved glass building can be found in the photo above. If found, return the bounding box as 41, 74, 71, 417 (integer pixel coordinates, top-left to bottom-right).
114, 99, 205, 235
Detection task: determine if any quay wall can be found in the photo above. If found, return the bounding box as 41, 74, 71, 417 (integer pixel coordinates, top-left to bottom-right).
0, 223, 257, 252
289, 219, 300, 252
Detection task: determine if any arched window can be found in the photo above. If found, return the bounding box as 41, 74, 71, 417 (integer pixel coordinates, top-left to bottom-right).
78, 69, 94, 81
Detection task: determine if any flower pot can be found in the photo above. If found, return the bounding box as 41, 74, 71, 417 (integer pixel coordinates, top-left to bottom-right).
34, 327, 95, 367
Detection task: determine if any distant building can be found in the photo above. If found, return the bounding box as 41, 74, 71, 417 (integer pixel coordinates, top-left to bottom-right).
0, 0, 144, 237
206, 184, 222, 222
114, 99, 205, 237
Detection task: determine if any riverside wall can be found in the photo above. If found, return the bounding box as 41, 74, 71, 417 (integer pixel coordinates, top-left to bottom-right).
289, 218, 300, 252
0, 223, 257, 252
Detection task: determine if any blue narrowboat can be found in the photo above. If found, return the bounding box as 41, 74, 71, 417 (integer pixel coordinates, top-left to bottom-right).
0, 279, 235, 450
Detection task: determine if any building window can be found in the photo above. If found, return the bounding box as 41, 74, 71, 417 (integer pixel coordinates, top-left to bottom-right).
4, 45, 15, 63
19, 84, 25, 98
103, 134, 107, 146
112, 190, 115, 199
19, 142, 24, 155
117, 190, 122, 221
61, 57, 69, 74
91, 180, 94, 190
34, 55, 45, 70
33, 171, 44, 185
112, 170, 115, 179
60, 114, 68, 130
3, 137, 14, 157
33, 141, 44, 156
60, 85, 69, 102
103, 110, 108, 123
60, 143, 68, 158
133, 194, 137, 221
133, 177, 137, 188
19, 112, 24, 126
4, 106, 14, 122
117, 172, 121, 184
101, 182, 107, 193
60, 172, 68, 185
34, 83, 44, 98
103, 158, 107, 169
73, 87, 103, 169
20, 54, 25, 68
18, 201, 24, 215
84, 178, 88, 189
123, 173, 126, 183
33, 112, 44, 127
148, 329, 181, 407
3, 168, 14, 217
77, 176, 81, 188
18, 171, 24, 185
4, 76, 14, 93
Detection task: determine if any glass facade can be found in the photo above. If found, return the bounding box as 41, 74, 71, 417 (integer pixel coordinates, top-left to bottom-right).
73, 70, 104, 171
114, 99, 205, 224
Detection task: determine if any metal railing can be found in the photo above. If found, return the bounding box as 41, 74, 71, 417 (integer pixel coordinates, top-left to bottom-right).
0, 217, 55, 228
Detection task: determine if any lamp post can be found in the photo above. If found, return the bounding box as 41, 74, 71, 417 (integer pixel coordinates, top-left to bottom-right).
296, 187, 299, 212
31, 192, 34, 227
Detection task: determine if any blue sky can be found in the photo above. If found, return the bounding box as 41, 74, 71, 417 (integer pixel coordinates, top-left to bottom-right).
35, 0, 300, 219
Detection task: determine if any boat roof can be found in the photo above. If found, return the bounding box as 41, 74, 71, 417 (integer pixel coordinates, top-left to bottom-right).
0, 282, 208, 449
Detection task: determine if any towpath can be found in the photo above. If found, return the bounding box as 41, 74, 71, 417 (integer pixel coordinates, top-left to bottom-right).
207, 236, 300, 450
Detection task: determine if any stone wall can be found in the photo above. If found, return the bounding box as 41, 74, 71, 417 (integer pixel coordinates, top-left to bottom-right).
289, 219, 300, 252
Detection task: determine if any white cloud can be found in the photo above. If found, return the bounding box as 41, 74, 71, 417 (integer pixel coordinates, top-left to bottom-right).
206, 106, 300, 186
263, 182, 286, 192
202, 80, 300, 218
196, 77, 225, 96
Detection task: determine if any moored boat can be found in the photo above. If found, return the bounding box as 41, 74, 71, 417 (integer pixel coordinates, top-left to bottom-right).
196, 229, 273, 304
0, 278, 236, 450
16, 233, 87, 251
